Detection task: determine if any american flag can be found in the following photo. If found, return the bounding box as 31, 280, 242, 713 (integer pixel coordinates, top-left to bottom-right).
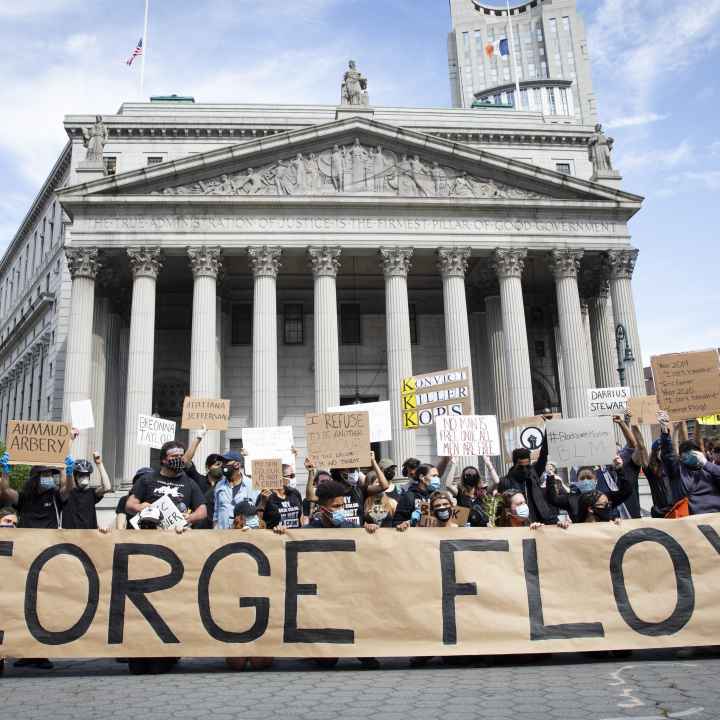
126, 38, 143, 66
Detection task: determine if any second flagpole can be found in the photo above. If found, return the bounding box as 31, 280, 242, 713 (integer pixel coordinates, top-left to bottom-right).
140, 0, 150, 99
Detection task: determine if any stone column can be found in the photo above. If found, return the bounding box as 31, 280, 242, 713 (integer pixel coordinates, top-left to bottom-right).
580, 301, 596, 389
29, 344, 43, 420
0, 381, 7, 435
493, 249, 534, 419
249, 246, 281, 428
117, 325, 130, 487
588, 282, 617, 388
549, 249, 588, 418
603, 249, 645, 397
189, 246, 222, 453
308, 246, 341, 412
553, 322, 568, 413
380, 247, 416, 465
486, 295, 511, 473
89, 298, 109, 457
123, 248, 162, 481
20, 360, 31, 420
102, 310, 122, 485
63, 248, 100, 459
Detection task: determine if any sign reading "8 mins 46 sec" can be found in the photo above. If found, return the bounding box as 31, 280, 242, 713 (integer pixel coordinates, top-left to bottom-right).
401, 367, 472, 429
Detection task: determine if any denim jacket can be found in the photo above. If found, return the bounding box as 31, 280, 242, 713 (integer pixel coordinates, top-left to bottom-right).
213, 477, 255, 529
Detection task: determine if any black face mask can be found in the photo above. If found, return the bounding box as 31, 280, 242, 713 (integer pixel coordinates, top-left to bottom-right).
514, 465, 531, 479
385, 468, 396, 481
592, 506, 613, 522
462, 474, 480, 487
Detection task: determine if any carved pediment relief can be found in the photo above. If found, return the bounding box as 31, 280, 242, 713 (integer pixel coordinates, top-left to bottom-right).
149, 138, 550, 201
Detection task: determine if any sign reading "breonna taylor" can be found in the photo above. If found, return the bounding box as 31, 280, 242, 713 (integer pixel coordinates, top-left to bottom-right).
401, 367, 472, 429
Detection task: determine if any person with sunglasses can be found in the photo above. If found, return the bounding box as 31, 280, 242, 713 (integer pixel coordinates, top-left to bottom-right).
256, 462, 304, 530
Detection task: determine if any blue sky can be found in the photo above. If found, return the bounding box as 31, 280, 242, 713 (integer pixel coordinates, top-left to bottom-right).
0, 0, 717, 363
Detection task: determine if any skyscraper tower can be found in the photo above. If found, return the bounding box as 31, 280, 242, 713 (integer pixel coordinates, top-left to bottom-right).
448, 0, 597, 124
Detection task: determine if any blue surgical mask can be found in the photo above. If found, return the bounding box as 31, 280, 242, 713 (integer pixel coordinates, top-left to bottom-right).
427, 476, 441, 492
573, 478, 597, 494
245, 515, 260, 529
330, 509, 346, 527
515, 503, 530, 519
681, 452, 700, 469
39, 476, 57, 492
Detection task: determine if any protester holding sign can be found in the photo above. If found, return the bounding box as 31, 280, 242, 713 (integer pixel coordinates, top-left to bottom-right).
425, 491, 459, 528
16, 465, 71, 529
256, 461, 304, 530
185, 453, 224, 529
61, 453, 112, 529
126, 441, 207, 526
451, 465, 493, 527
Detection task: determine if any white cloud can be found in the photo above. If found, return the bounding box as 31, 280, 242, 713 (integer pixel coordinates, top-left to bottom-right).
0, 0, 80, 17
677, 170, 720, 191
605, 112, 667, 129
618, 139, 694, 170
64, 33, 98, 55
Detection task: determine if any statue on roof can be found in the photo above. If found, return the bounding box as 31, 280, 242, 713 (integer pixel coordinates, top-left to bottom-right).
341, 60, 369, 106
588, 123, 614, 174
82, 115, 108, 164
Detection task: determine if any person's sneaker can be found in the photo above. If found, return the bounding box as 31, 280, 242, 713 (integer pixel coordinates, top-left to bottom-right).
359, 657, 380, 670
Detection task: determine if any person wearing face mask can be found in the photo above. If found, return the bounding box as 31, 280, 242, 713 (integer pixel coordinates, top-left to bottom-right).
393, 463, 443, 530
498, 425, 558, 525
17, 465, 71, 529
546, 456, 630, 523
184, 453, 225, 529
425, 491, 458, 527
302, 460, 331, 523
126, 440, 207, 527
453, 466, 492, 527
213, 451, 256, 529
61, 453, 112, 530
660, 411, 720, 515
256, 462, 304, 529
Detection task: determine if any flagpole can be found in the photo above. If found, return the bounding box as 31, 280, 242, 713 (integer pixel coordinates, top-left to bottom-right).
506, 0, 521, 109
139, 0, 149, 100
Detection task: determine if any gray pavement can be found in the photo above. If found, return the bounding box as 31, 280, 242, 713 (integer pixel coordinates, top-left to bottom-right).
1, 649, 717, 720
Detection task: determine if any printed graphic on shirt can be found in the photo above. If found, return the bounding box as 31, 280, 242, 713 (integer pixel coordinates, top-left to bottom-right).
343, 495, 361, 526
277, 500, 300, 528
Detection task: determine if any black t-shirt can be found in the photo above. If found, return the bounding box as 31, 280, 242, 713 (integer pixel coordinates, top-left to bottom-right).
17, 488, 63, 529
115, 494, 136, 530
340, 484, 365, 527
62, 487, 101, 529
261, 488, 303, 529
131, 471, 205, 513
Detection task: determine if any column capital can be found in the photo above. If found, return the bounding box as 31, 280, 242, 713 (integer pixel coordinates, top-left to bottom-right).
188, 246, 222, 279
307, 246, 341, 277
492, 248, 527, 279
65, 247, 100, 280
603, 248, 639, 280
549, 248, 584, 279
127, 247, 163, 279
437, 247, 471, 278
380, 247, 413, 277
248, 246, 282, 278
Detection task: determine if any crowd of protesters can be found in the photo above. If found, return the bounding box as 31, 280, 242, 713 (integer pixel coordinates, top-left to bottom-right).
1, 409, 718, 674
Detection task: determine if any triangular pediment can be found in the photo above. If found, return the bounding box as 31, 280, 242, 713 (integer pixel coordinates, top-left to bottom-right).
59, 116, 642, 207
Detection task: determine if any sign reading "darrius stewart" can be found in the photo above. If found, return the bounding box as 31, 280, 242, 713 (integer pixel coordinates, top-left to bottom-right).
401, 367, 472, 429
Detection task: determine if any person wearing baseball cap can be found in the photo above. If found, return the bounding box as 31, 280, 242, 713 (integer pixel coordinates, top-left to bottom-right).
213, 451, 256, 529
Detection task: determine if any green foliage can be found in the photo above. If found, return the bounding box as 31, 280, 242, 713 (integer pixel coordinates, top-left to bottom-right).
481, 493, 503, 528
0, 441, 30, 491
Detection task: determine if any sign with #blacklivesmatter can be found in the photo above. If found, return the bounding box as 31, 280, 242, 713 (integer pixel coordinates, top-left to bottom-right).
545, 417, 616, 467
587, 387, 630, 417
401, 367, 472, 430
435, 415, 500, 457
181, 397, 230, 431
5, 420, 73, 466
305, 411, 371, 469
651, 349, 720, 421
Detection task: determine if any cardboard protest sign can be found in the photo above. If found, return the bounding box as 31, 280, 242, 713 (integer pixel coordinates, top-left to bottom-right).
452, 506, 470, 526
587, 387, 630, 417
545, 417, 615, 467
5, 420, 73, 466
305, 411, 371, 468
181, 397, 230, 431
651, 349, 720, 421
697, 414, 720, 426
129, 495, 187, 531
241, 426, 294, 475
136, 414, 176, 449
627, 395, 661, 426
252, 458, 283, 491
401, 367, 472, 430
501, 415, 559, 463
3, 516, 720, 659
327, 401, 392, 443
435, 415, 500, 457
70, 400, 95, 430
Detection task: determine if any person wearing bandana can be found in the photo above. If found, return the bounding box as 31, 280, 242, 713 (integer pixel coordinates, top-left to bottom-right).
126, 440, 207, 526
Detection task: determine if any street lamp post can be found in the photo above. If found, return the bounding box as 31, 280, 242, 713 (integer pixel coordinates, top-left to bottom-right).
615, 323, 635, 387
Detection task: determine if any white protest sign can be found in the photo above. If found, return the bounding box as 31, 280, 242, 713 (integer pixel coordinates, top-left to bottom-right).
129, 495, 187, 531
326, 401, 392, 443
70, 399, 95, 430
137, 414, 176, 449
241, 425, 294, 475
545, 417, 616, 467
587, 387, 630, 417
435, 415, 500, 457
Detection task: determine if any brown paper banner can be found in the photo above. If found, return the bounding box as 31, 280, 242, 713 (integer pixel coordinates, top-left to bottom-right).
2, 516, 720, 659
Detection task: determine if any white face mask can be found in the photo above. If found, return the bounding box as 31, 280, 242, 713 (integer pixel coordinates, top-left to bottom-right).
347, 470, 360, 485
515, 503, 530, 519
286, 477, 297, 489
78, 475, 90, 488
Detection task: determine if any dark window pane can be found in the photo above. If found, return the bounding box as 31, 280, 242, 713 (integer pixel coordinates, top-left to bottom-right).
147, 156, 163, 165
283, 303, 304, 345
231, 303, 252, 345
534, 340, 545, 358
409, 303, 418, 345
340, 303, 361, 345
103, 156, 117, 175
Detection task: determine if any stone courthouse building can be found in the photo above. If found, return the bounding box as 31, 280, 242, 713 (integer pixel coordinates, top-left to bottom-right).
0, 50, 645, 486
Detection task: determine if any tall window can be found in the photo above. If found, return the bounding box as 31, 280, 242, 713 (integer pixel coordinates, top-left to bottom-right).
558, 87, 570, 115
409, 304, 418, 345
103, 156, 117, 175
231, 303, 252, 345
556, 162, 571, 175
340, 303, 361, 345
283, 303, 304, 345
547, 87, 557, 114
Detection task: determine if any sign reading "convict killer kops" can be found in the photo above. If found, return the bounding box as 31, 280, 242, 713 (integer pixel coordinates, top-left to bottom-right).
401, 367, 472, 429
